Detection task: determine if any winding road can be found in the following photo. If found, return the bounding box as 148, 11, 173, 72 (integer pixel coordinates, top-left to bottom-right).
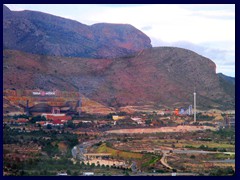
160, 151, 173, 170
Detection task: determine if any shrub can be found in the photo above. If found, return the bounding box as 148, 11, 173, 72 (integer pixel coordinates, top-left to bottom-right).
190, 155, 195, 159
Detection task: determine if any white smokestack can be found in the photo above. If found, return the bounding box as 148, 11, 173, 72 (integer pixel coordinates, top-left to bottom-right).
193, 91, 196, 122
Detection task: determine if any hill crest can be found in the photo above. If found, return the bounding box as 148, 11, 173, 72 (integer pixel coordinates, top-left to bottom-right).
3, 5, 152, 59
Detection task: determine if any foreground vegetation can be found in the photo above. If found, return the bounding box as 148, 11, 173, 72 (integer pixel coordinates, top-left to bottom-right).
3, 122, 235, 176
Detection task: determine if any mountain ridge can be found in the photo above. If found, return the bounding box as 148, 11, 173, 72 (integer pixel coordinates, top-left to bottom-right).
3, 5, 152, 59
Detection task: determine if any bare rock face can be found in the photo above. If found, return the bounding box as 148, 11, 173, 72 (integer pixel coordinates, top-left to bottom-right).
3, 5, 152, 59
91, 23, 151, 58
3, 48, 235, 110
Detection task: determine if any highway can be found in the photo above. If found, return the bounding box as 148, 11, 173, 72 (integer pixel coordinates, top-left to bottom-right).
72, 138, 109, 161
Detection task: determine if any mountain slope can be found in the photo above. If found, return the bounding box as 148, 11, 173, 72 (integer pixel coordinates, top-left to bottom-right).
3, 48, 235, 110
217, 73, 235, 100
3, 5, 151, 59
218, 73, 235, 85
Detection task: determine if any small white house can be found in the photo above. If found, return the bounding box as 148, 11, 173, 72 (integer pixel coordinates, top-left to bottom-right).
57, 172, 68, 176
83, 172, 94, 176
157, 111, 165, 115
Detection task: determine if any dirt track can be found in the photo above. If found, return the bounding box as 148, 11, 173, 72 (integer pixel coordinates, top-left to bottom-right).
106, 125, 216, 134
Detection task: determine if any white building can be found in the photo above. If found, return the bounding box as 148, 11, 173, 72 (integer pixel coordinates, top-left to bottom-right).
83, 172, 94, 176
57, 172, 68, 176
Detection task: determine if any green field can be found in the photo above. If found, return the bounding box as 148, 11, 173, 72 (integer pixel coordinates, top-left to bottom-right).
96, 143, 143, 159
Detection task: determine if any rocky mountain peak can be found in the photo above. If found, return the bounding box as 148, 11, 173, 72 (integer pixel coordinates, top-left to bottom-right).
3, 5, 152, 59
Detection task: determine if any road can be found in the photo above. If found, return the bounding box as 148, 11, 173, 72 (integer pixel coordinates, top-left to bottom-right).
162, 149, 235, 154
133, 172, 198, 176
78, 172, 198, 176
72, 138, 109, 161
159, 149, 235, 171
160, 151, 173, 170
72, 140, 96, 161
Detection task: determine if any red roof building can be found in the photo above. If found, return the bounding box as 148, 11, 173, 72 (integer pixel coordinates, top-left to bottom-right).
42, 113, 72, 121
52, 119, 65, 125
16, 118, 29, 124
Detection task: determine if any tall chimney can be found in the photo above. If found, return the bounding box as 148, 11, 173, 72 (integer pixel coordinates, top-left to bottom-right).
193, 91, 196, 123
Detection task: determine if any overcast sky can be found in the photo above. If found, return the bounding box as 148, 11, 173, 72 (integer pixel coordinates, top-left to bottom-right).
5, 4, 235, 77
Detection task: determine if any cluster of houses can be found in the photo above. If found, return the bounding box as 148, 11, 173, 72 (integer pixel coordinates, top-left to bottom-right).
130, 117, 145, 125
37, 113, 72, 127
6, 106, 231, 131
217, 115, 235, 128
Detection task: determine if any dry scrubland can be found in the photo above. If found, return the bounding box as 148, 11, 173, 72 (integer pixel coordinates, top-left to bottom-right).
106, 125, 216, 134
